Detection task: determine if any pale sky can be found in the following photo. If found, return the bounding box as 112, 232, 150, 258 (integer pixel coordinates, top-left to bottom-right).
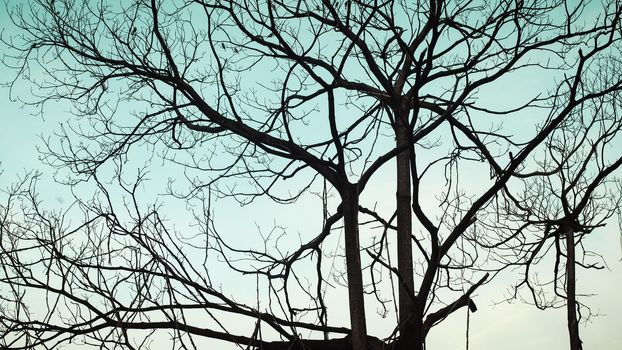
1, 1, 622, 349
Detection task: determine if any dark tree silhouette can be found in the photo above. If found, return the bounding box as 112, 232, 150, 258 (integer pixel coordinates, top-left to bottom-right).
484, 75, 622, 350
2, 1, 622, 350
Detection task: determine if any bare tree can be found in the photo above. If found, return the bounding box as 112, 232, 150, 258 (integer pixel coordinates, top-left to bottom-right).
483, 67, 622, 350
2, 1, 622, 350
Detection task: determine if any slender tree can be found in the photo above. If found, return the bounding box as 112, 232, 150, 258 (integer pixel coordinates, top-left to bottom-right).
485, 78, 622, 350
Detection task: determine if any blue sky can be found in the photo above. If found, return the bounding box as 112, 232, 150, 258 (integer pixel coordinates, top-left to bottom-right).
1, 1, 622, 349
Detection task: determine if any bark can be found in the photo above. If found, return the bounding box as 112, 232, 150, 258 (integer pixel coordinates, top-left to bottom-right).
395, 108, 417, 350
342, 183, 367, 350
564, 225, 582, 350
406, 317, 425, 350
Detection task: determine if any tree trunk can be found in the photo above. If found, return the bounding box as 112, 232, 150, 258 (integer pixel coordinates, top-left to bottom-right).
342, 183, 367, 350
395, 109, 416, 349
405, 315, 425, 350
564, 224, 582, 350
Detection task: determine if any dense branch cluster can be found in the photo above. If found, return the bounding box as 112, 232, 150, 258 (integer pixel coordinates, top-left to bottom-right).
2, 1, 622, 350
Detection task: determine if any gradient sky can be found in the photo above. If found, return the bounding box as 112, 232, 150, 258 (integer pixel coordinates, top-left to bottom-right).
1, 1, 622, 349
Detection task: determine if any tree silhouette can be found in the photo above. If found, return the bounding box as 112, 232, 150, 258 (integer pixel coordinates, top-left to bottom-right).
486, 73, 622, 350
2, 1, 622, 350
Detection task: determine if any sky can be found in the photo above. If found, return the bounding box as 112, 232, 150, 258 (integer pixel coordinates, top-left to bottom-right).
1, 1, 622, 349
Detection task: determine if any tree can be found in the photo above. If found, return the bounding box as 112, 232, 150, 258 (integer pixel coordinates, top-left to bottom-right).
486, 69, 622, 350
2, 0, 622, 350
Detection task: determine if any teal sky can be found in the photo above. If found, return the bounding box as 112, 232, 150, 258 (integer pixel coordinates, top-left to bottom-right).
1, 1, 622, 349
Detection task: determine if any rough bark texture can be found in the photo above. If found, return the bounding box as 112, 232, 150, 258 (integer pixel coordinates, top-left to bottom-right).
342, 184, 367, 350
565, 225, 582, 350
395, 110, 417, 350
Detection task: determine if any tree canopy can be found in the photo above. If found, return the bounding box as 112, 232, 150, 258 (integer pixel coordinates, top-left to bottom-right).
2, 1, 622, 350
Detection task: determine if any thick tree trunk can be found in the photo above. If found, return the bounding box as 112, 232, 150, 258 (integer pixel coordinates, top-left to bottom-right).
565, 225, 582, 350
405, 315, 425, 350
342, 184, 367, 350
395, 109, 416, 349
